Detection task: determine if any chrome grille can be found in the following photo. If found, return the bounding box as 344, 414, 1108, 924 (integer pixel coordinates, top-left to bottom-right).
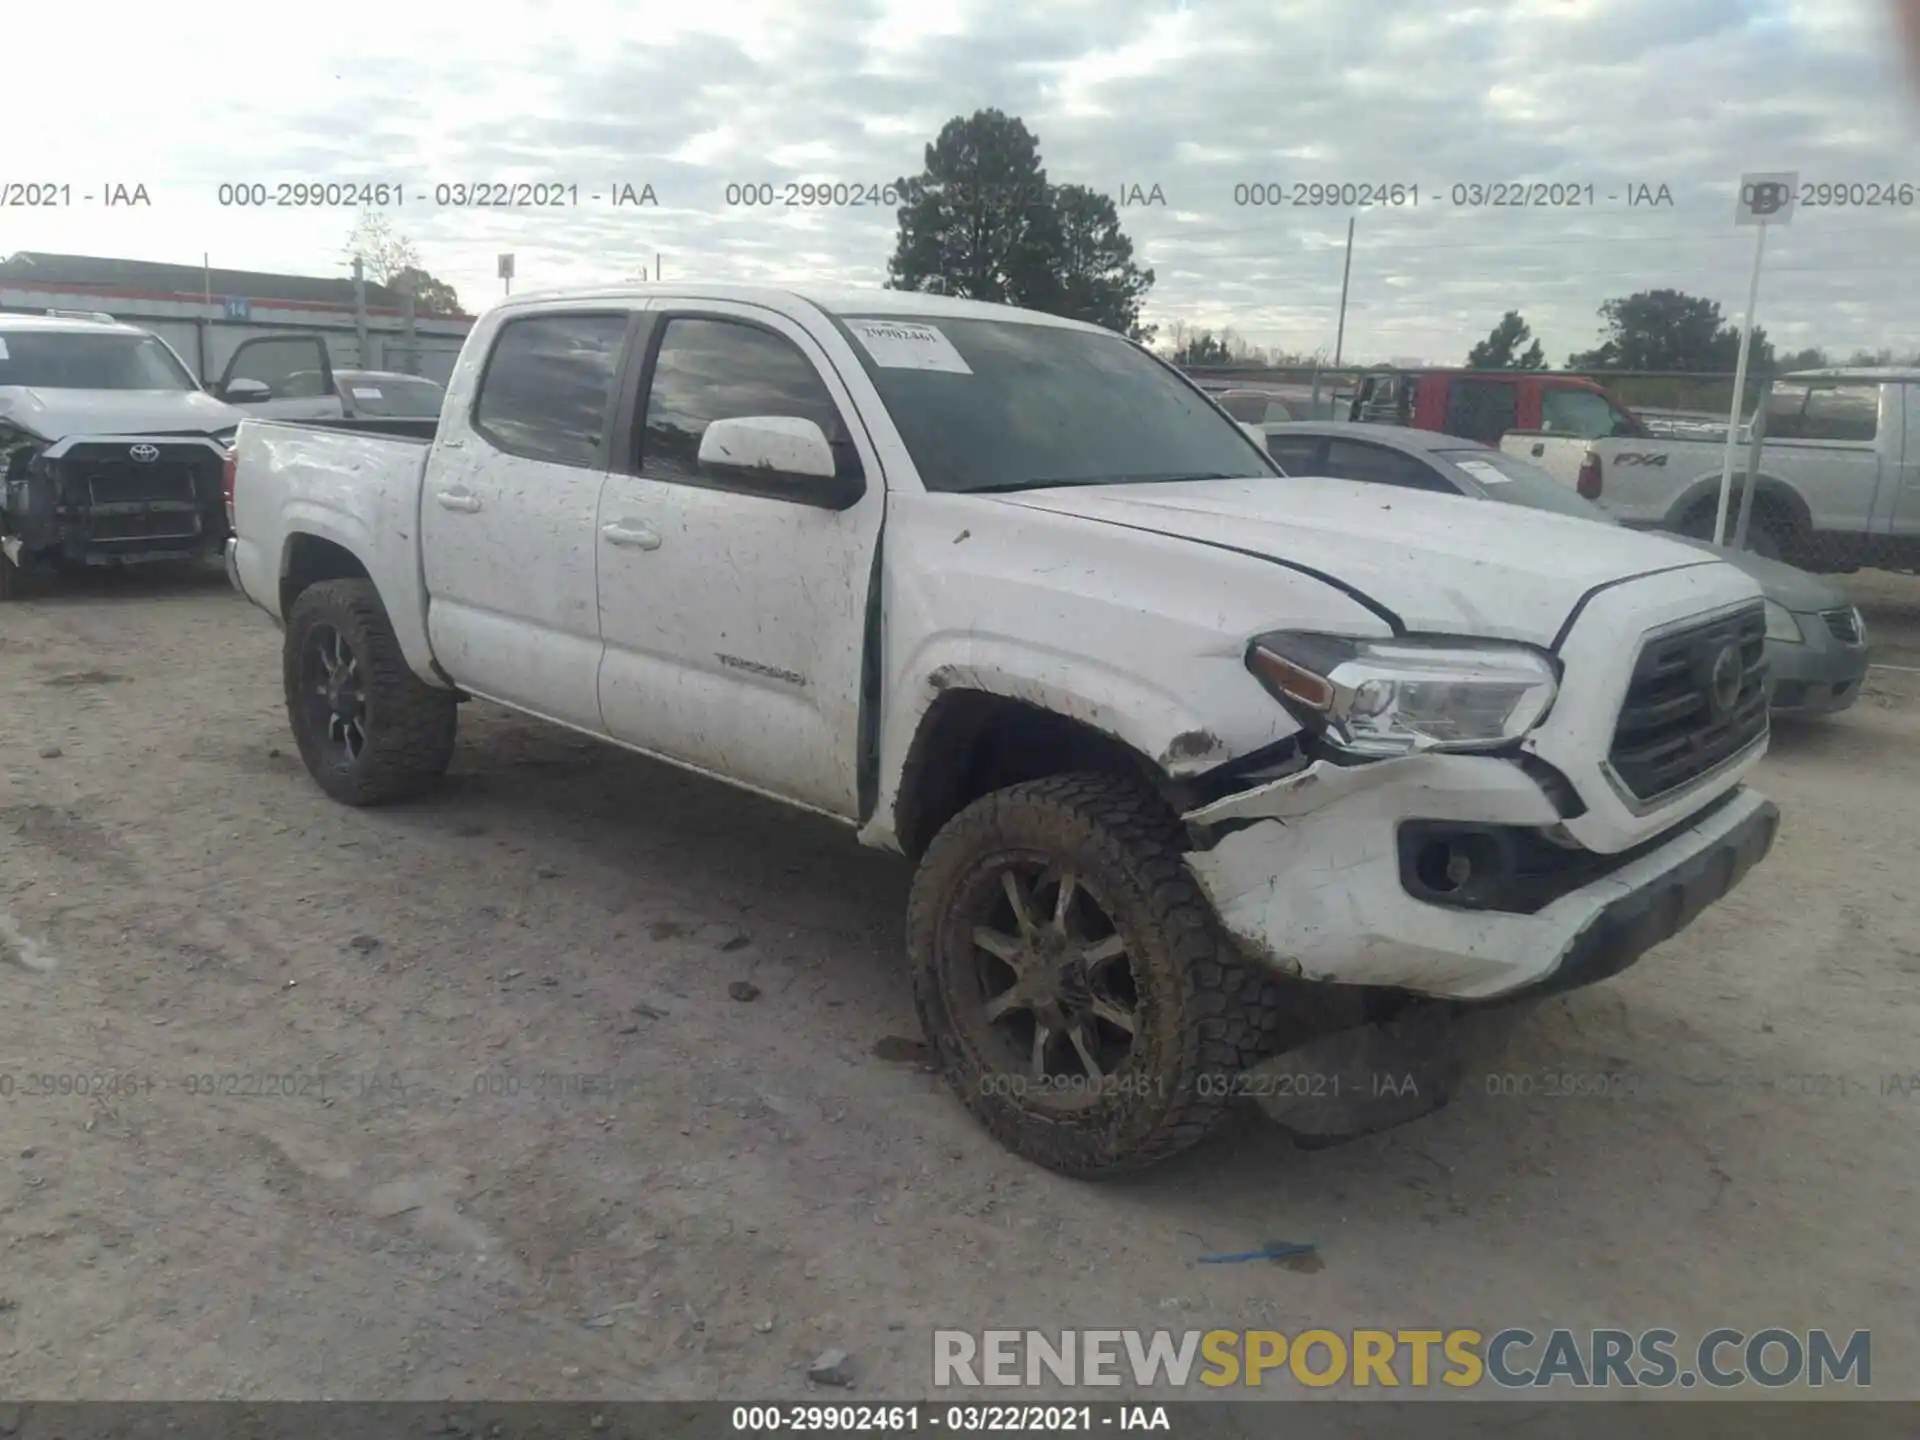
1609, 604, 1769, 805
58, 442, 218, 506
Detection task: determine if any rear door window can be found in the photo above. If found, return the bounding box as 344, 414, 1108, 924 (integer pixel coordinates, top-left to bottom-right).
1265, 436, 1326, 474
1442, 380, 1519, 444
473, 312, 631, 468
1353, 374, 1411, 424
1324, 439, 1459, 493
1767, 383, 1880, 442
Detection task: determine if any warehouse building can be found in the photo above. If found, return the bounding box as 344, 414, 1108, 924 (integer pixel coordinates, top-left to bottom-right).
0, 252, 474, 385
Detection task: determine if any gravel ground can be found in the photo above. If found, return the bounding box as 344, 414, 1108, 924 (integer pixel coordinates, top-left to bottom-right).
0, 567, 1916, 1401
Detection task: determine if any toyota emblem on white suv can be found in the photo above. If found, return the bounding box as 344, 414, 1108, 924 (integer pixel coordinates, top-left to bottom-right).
129, 443, 161, 463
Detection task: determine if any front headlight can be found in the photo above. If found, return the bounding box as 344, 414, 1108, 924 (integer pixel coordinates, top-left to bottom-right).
2, 431, 50, 482
1762, 599, 1805, 644
1246, 632, 1559, 757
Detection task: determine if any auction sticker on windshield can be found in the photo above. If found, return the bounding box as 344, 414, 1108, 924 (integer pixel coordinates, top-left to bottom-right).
1456, 459, 1513, 485
0, 338, 10, 360
351, 387, 384, 399
847, 319, 972, 374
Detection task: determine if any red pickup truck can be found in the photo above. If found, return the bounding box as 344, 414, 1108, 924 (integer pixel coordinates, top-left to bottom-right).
1350, 368, 1650, 448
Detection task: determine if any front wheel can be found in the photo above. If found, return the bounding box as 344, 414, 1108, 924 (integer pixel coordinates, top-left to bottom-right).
283, 578, 457, 805
908, 772, 1282, 1177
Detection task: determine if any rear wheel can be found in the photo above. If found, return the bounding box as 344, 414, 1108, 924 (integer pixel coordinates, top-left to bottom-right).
1678, 498, 1785, 561
284, 578, 457, 805
1742, 513, 1786, 561
908, 772, 1283, 1177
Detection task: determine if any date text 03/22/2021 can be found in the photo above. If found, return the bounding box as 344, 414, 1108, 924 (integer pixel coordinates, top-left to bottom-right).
209, 181, 660, 208
1228, 181, 1675, 208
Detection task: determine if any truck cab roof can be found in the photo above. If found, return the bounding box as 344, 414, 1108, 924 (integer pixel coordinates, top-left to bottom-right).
493, 283, 1109, 334
1780, 366, 1920, 382
0, 312, 148, 338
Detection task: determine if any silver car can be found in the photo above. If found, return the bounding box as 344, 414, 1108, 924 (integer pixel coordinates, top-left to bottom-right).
1260, 421, 1871, 719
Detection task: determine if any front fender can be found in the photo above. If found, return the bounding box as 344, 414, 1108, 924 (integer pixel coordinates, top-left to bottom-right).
859, 633, 1301, 851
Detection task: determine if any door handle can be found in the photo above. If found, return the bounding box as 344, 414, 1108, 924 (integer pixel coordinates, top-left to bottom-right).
434, 490, 482, 513
601, 523, 662, 550
1530, 443, 1545, 457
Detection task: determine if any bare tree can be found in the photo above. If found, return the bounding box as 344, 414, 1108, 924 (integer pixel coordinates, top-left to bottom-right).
1213, 327, 1257, 364
342, 209, 422, 285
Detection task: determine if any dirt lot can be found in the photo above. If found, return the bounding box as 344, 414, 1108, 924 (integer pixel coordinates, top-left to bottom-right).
1, 568, 1918, 1402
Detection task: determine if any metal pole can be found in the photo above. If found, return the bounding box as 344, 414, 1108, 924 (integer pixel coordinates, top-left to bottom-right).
200, 253, 212, 384
1333, 216, 1355, 367
352, 256, 370, 368
1733, 381, 1769, 550
1712, 223, 1768, 545
401, 280, 418, 376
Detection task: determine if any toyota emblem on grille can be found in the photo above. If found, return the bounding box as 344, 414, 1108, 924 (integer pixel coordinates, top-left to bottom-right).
1705, 643, 1743, 720
128, 443, 161, 463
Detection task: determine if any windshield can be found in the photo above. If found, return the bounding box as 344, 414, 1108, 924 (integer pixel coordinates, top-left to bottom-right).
0, 330, 198, 391
833, 315, 1273, 493
1432, 448, 1617, 523
339, 374, 446, 418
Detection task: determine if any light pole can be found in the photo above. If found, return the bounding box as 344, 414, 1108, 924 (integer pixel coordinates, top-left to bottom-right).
1333, 215, 1355, 367
1713, 172, 1796, 546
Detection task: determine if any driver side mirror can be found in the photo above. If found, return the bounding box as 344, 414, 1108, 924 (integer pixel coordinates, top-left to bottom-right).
220, 377, 272, 403
696, 415, 864, 510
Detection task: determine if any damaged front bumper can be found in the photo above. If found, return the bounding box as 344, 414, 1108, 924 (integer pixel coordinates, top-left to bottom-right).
3, 435, 228, 569
1182, 752, 1778, 1003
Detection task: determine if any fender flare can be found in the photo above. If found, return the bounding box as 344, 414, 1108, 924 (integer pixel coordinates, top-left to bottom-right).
862, 647, 1298, 853
277, 508, 442, 686
1660, 471, 1812, 535
277, 507, 378, 594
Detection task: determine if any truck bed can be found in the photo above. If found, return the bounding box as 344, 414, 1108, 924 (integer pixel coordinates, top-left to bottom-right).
263, 417, 439, 443
227, 416, 440, 679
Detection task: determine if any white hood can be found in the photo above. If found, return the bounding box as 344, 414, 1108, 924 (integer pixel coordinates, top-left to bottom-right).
0, 386, 243, 441
996, 475, 1733, 646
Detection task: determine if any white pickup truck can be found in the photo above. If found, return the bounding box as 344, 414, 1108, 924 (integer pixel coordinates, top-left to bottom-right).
227, 283, 1779, 1176
1503, 368, 1920, 574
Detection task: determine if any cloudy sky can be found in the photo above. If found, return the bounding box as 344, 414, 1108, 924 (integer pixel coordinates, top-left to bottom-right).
10, 0, 1920, 363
